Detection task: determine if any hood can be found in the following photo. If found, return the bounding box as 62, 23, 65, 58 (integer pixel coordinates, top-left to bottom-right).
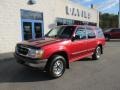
20, 37, 64, 48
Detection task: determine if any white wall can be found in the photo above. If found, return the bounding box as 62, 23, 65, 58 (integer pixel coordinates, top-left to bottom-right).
0, 0, 98, 54
55, 0, 98, 23
0, 0, 56, 53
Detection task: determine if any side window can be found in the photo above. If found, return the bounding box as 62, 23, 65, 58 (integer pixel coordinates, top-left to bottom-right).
75, 28, 86, 40
96, 28, 104, 38
87, 30, 96, 39
111, 29, 119, 32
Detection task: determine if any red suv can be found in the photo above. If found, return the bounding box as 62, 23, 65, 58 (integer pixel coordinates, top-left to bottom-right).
14, 25, 105, 78
104, 28, 120, 41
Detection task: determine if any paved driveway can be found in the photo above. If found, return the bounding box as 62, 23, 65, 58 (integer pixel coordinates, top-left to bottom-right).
0, 40, 120, 90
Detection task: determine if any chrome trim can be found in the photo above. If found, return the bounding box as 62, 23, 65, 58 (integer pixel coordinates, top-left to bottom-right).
25, 59, 48, 69
53, 60, 64, 75
16, 45, 29, 55
14, 53, 48, 69
16, 51, 34, 59
72, 48, 95, 55
16, 47, 31, 58
16, 45, 40, 59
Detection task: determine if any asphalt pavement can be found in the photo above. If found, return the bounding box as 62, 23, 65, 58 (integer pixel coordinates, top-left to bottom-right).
0, 39, 120, 90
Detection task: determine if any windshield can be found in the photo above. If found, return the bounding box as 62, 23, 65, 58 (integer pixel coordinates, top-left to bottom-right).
104, 29, 112, 32
46, 26, 76, 39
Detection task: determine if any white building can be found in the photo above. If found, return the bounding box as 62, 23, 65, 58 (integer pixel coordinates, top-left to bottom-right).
0, 0, 99, 54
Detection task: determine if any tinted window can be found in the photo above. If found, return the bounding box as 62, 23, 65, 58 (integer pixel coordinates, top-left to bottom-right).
111, 29, 120, 32
75, 28, 86, 39
96, 28, 104, 38
104, 29, 111, 32
23, 22, 32, 40
46, 26, 76, 38
34, 23, 42, 38
87, 30, 96, 39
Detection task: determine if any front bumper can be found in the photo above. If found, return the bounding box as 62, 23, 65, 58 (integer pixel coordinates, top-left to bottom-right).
14, 53, 48, 70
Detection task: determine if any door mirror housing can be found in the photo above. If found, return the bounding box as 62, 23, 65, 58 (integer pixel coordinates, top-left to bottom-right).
45, 34, 47, 37
71, 35, 80, 41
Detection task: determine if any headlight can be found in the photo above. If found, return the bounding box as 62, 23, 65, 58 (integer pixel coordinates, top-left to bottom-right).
27, 49, 44, 58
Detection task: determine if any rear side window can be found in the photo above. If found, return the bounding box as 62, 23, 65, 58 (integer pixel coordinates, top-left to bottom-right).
87, 29, 96, 39
96, 28, 104, 38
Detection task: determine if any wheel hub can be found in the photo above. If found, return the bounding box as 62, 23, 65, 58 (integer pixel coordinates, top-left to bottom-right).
96, 47, 101, 59
53, 60, 63, 75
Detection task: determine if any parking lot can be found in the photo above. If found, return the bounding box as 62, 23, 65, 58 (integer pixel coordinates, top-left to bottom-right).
0, 40, 120, 90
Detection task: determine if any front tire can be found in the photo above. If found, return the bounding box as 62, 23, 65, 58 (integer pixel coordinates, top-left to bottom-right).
46, 55, 66, 78
92, 46, 102, 60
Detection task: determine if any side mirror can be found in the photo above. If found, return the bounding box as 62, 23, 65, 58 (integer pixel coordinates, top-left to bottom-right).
45, 34, 48, 37
71, 35, 80, 41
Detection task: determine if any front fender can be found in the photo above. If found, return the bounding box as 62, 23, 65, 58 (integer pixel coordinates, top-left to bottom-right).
42, 45, 69, 60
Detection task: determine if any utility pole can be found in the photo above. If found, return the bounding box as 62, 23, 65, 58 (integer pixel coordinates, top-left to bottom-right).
118, 0, 120, 28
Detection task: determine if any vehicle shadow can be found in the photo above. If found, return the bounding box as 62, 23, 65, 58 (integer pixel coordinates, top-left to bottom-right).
0, 53, 97, 83
0, 58, 53, 83
79, 57, 96, 61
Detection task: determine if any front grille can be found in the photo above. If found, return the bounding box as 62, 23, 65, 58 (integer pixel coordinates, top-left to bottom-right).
17, 45, 29, 56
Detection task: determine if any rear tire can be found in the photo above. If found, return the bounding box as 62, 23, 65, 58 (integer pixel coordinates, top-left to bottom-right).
92, 46, 102, 60
46, 55, 66, 78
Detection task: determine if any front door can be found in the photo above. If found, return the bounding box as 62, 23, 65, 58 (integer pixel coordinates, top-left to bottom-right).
69, 27, 87, 62
22, 20, 43, 40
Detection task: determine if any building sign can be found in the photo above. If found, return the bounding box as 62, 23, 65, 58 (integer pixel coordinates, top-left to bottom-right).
21, 10, 43, 20
66, 6, 91, 19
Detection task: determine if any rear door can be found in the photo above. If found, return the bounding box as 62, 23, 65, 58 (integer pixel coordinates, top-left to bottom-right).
86, 28, 97, 54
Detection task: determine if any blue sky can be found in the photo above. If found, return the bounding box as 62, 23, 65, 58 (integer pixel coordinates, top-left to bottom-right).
71, 0, 119, 14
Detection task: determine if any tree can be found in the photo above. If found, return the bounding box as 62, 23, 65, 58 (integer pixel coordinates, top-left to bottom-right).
99, 13, 118, 30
